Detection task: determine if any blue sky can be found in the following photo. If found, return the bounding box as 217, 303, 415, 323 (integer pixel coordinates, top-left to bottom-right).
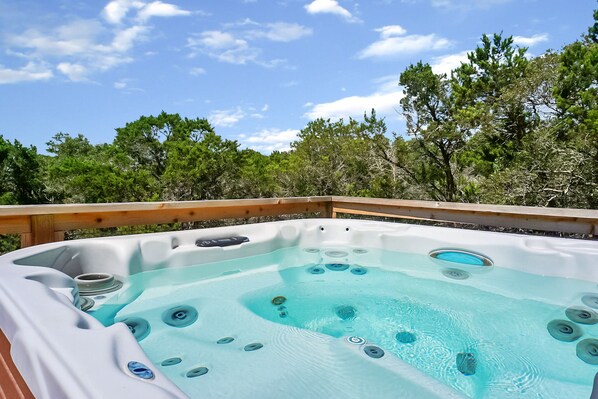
0, 0, 595, 154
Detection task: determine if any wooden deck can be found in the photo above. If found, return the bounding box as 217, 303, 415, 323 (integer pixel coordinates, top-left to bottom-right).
0, 330, 34, 399
0, 196, 597, 396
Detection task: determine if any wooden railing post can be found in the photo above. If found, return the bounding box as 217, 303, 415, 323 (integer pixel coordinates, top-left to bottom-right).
30, 215, 56, 246
324, 200, 336, 218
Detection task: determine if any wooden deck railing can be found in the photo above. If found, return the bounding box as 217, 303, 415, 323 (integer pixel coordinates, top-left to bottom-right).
0, 196, 597, 248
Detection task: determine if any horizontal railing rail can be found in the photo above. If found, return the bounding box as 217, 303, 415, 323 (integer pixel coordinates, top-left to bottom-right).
0, 196, 596, 248
0, 197, 332, 247
331, 196, 598, 236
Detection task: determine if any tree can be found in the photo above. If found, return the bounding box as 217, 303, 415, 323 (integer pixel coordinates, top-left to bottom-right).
284, 112, 401, 198
0, 136, 44, 204
452, 33, 531, 171
398, 61, 466, 201
161, 130, 242, 201
554, 10, 598, 133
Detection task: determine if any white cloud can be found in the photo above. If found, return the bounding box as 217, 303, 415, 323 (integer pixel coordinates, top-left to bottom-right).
431, 0, 512, 9
57, 62, 88, 81
110, 25, 149, 52
261, 104, 269, 112
102, 0, 142, 24
0, 62, 53, 84
305, 0, 361, 23
358, 26, 452, 59
208, 107, 246, 127
246, 22, 312, 42
304, 75, 404, 120
137, 1, 191, 21
103, 0, 190, 24
114, 80, 127, 89
375, 25, 407, 38
513, 33, 549, 47
11, 20, 105, 57
430, 50, 469, 75
187, 20, 310, 66
189, 67, 206, 76
240, 128, 300, 153
6, 17, 149, 82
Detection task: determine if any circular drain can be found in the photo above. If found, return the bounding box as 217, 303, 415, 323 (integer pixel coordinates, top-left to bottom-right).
396, 331, 416, 344
271, 296, 286, 306
162, 305, 198, 328
547, 319, 582, 342
75, 273, 123, 295
186, 367, 209, 378
79, 296, 94, 312
119, 317, 150, 341
303, 248, 320, 253
347, 336, 366, 345
566, 307, 598, 325
307, 266, 325, 275
325, 263, 349, 272
161, 357, 182, 366
244, 343, 264, 352
442, 268, 470, 280
336, 305, 356, 321
325, 250, 348, 258
217, 337, 235, 344
127, 361, 154, 380
577, 339, 598, 365
350, 267, 367, 275
582, 295, 598, 309
364, 345, 384, 359
353, 249, 368, 254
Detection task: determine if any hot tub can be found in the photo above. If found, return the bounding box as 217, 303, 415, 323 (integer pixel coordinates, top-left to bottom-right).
1, 219, 598, 398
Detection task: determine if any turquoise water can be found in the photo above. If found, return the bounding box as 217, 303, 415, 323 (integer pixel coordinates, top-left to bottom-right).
88, 247, 598, 398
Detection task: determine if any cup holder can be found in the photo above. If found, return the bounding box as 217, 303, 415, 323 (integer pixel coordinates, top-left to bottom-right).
74, 273, 123, 295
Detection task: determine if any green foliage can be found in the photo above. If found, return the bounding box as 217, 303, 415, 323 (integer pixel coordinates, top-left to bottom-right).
0, 136, 44, 204
2, 10, 598, 256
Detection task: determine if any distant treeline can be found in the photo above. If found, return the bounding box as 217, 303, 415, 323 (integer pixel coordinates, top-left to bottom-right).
0, 12, 596, 251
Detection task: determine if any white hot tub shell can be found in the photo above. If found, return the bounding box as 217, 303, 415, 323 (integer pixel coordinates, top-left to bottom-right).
2, 219, 598, 398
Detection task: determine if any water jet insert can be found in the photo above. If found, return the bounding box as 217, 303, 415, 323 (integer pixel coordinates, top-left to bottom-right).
396, 331, 417, 344
271, 296, 286, 305
217, 337, 235, 344
74, 273, 123, 295
325, 250, 348, 258
161, 357, 182, 367
577, 339, 598, 365
162, 305, 198, 328
325, 263, 350, 272
566, 307, 598, 325
119, 317, 151, 342
186, 367, 209, 378
456, 353, 477, 376
429, 249, 493, 266
350, 267, 367, 275
307, 265, 325, 274
364, 345, 384, 359
347, 336, 366, 345
336, 305, 356, 321
127, 361, 154, 380
582, 295, 598, 309
442, 268, 471, 280
303, 248, 320, 253
244, 343, 264, 351
547, 319, 582, 342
